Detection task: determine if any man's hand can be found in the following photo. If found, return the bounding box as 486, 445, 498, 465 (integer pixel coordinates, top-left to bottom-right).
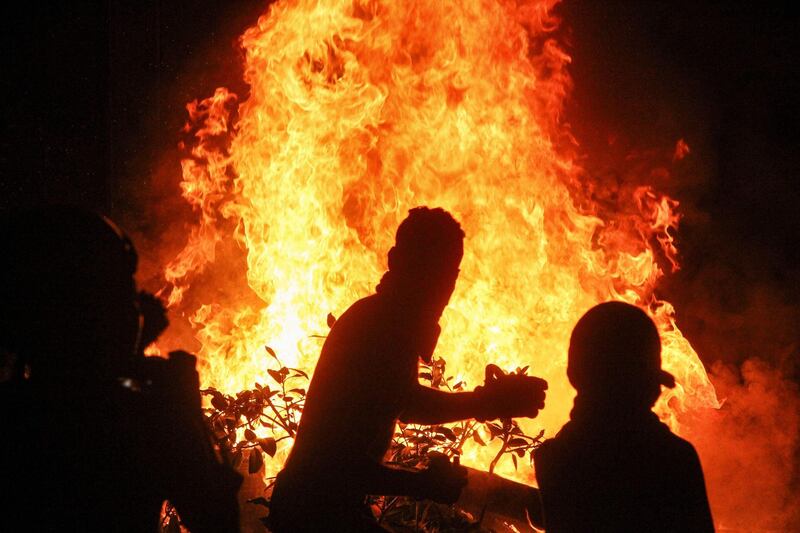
474, 364, 547, 421
417, 454, 468, 504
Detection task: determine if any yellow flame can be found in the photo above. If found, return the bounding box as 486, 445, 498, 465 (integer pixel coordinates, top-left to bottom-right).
160, 0, 718, 482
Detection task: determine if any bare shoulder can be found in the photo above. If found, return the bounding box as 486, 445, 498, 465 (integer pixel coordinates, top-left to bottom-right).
335, 294, 383, 325
324, 295, 383, 345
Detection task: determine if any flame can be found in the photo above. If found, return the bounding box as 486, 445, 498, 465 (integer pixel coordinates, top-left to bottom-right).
158, 0, 718, 482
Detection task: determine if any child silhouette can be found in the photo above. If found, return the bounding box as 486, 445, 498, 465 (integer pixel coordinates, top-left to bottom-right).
534, 301, 714, 532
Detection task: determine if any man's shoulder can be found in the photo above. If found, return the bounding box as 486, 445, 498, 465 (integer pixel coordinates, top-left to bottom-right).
319, 294, 388, 358
332, 294, 396, 337
340, 294, 382, 317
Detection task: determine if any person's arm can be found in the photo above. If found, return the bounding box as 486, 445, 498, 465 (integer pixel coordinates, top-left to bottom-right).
400, 384, 485, 424
151, 352, 243, 533
400, 365, 547, 424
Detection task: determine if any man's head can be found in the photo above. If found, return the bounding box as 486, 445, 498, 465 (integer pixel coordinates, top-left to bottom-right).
381, 207, 464, 313
567, 301, 675, 407
0, 206, 144, 381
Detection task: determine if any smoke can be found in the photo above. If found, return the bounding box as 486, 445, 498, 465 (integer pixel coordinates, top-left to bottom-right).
670, 245, 800, 530
690, 359, 800, 531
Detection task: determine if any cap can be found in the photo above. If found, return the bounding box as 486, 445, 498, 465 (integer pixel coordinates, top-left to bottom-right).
568, 301, 675, 392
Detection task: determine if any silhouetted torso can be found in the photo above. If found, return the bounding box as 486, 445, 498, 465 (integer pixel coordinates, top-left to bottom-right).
270, 293, 421, 530
534, 403, 715, 533
290, 294, 419, 463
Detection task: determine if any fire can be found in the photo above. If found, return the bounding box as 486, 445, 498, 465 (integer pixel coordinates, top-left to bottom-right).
158, 0, 718, 482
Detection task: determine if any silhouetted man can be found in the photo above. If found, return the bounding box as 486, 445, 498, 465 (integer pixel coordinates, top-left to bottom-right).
534, 301, 714, 532
268, 206, 548, 531
0, 206, 241, 532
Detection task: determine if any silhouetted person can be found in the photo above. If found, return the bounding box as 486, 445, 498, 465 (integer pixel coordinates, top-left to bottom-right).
0, 206, 241, 532
534, 301, 714, 532
268, 207, 548, 531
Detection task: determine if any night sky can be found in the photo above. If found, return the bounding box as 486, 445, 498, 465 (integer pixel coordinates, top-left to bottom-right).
1, 1, 798, 377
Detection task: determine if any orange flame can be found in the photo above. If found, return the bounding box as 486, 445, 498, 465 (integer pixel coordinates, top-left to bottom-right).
159, 0, 718, 482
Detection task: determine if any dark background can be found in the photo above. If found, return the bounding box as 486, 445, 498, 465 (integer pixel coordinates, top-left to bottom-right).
1, 1, 798, 375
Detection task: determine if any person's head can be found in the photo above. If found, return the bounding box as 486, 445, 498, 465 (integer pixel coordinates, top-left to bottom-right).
567, 301, 675, 409
379, 207, 464, 315
0, 206, 146, 382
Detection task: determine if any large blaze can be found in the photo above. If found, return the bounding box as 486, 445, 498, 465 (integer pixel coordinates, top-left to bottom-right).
158, 0, 719, 483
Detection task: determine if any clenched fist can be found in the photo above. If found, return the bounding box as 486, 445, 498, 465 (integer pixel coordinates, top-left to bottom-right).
474, 364, 547, 421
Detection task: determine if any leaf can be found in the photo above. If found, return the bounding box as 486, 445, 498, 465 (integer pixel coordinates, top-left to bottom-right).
327, 312, 337, 328
248, 449, 264, 474
248, 497, 270, 508
473, 431, 486, 446
512, 454, 518, 470
268, 369, 285, 384
237, 390, 252, 401
259, 437, 277, 457
419, 372, 433, 382
210, 395, 228, 411
288, 388, 306, 396
265, 346, 278, 360
436, 426, 457, 442
508, 437, 528, 448
289, 368, 309, 379
244, 428, 257, 441
486, 422, 503, 439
